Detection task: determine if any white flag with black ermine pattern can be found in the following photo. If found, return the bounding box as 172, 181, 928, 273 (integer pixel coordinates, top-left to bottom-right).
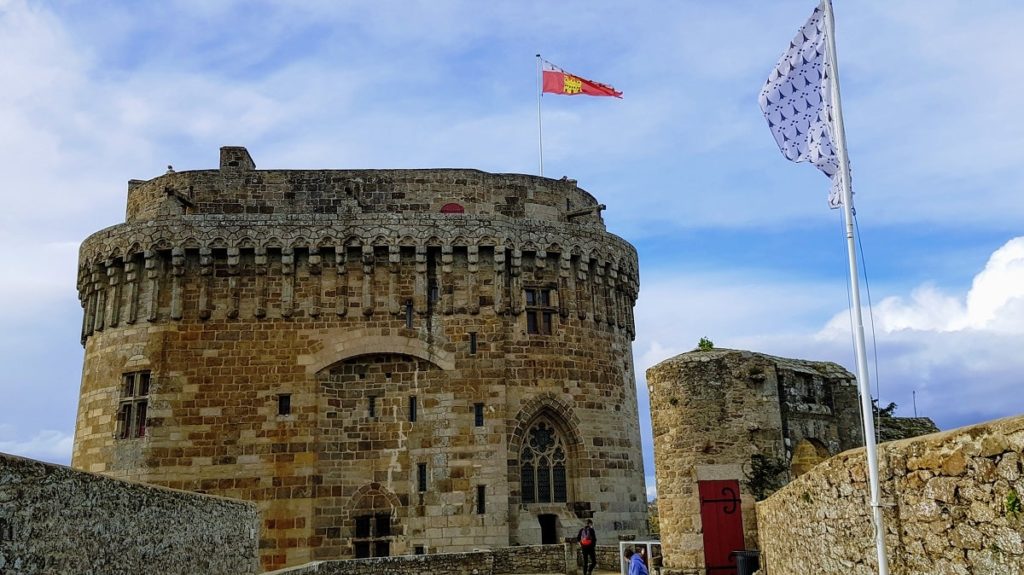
759, 5, 845, 209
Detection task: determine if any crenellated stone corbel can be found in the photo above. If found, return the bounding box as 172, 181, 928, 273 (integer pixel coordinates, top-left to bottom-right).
493, 247, 506, 314
388, 245, 400, 316
106, 259, 122, 328
335, 246, 348, 318
170, 247, 185, 320
414, 246, 428, 316
145, 250, 160, 322
361, 244, 374, 317
510, 248, 523, 315
441, 245, 454, 315
254, 246, 267, 318
124, 257, 138, 325
92, 265, 106, 332
227, 247, 240, 319
309, 247, 322, 318
281, 247, 295, 318
198, 247, 212, 320
576, 258, 590, 321
558, 252, 572, 319
467, 245, 479, 315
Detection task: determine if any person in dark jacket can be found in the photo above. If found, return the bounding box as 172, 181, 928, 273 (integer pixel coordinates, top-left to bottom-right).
577, 519, 597, 575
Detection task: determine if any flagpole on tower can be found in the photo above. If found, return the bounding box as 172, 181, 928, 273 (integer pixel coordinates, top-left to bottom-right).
820, 1, 890, 573
536, 53, 545, 177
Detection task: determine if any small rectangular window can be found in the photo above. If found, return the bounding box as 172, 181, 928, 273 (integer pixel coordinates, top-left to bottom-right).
469, 332, 477, 354
525, 288, 554, 335
414, 546, 425, 555
476, 485, 486, 514
278, 394, 291, 416
417, 463, 427, 492
474, 403, 484, 427
409, 396, 417, 422
369, 395, 377, 418
117, 371, 150, 439
354, 541, 370, 559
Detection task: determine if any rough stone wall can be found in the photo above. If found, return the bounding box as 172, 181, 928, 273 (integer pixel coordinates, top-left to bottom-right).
263, 544, 574, 575
756, 414, 1024, 575
0, 451, 258, 575
646, 348, 860, 574
72, 146, 647, 571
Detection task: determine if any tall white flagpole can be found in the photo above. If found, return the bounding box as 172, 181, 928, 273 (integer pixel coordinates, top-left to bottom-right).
821, 1, 890, 574
536, 53, 545, 177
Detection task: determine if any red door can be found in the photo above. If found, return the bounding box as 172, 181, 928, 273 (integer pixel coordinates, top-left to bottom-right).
698, 480, 745, 574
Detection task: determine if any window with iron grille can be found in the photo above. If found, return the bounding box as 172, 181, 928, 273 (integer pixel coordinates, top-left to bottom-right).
352, 514, 392, 558
117, 371, 150, 439
525, 288, 554, 335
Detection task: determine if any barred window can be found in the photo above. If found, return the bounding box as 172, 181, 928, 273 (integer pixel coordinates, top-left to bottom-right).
519, 421, 568, 504
117, 371, 150, 439
525, 288, 554, 335
353, 514, 392, 558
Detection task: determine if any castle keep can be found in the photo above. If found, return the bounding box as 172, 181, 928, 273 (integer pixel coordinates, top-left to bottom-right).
71, 147, 647, 570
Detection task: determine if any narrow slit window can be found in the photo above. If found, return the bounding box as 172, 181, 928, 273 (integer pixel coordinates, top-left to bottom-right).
369, 395, 377, 418
409, 396, 418, 422
469, 332, 477, 354
474, 403, 484, 427
477, 485, 486, 514
278, 394, 291, 416
417, 463, 427, 492
405, 300, 414, 328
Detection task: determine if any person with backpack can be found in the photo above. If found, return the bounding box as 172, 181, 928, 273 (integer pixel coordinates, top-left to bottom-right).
577, 519, 597, 575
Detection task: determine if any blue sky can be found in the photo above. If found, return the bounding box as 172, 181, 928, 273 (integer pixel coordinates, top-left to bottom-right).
2, 0, 1023, 499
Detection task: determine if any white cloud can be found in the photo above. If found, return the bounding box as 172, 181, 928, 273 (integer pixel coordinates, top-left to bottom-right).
636, 237, 1024, 432
0, 426, 74, 465
819, 237, 1024, 336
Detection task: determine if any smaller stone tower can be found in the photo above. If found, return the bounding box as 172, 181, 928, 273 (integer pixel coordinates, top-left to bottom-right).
647, 348, 862, 575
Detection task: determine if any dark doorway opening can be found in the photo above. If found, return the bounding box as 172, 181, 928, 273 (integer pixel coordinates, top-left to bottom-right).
538, 514, 558, 544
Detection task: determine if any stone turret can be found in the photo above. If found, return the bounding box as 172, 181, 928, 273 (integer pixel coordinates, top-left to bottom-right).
72, 147, 646, 571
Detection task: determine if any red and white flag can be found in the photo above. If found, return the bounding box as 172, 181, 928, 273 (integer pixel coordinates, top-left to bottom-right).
541, 60, 622, 98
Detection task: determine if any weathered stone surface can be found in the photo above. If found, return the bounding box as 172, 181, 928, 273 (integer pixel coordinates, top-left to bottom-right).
876, 416, 940, 443
263, 544, 574, 575
647, 348, 862, 573
72, 146, 648, 570
0, 451, 258, 575
757, 414, 1024, 575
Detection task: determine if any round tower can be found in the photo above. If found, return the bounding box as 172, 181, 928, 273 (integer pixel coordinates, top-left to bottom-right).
72, 146, 647, 570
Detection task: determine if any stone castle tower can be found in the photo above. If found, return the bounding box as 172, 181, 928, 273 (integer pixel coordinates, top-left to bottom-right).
72, 147, 647, 570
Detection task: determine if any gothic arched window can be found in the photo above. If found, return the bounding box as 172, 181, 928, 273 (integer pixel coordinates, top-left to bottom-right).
520, 421, 568, 504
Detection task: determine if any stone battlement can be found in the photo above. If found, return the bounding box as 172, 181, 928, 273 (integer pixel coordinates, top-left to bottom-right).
123, 146, 606, 224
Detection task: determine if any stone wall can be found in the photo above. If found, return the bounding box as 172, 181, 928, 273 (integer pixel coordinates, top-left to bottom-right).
264, 544, 575, 575
0, 451, 258, 575
756, 414, 1024, 575
647, 348, 860, 574
72, 146, 648, 570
